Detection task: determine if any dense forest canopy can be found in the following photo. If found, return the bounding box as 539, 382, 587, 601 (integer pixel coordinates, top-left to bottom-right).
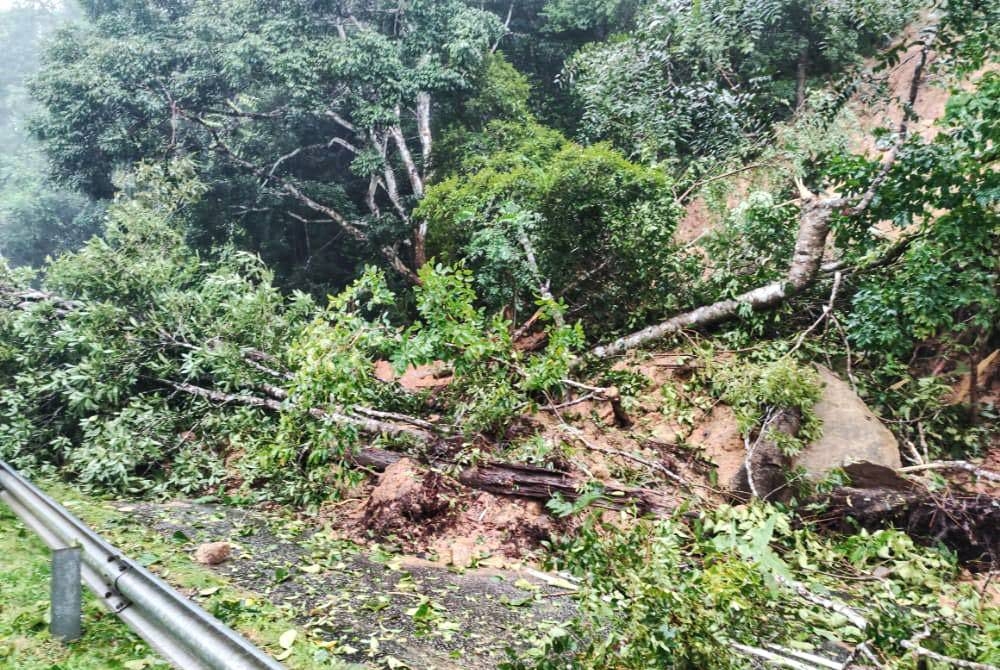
1, 0, 999, 667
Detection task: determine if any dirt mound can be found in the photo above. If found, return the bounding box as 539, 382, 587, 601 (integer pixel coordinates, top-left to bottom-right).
374, 360, 453, 390
354, 457, 556, 566
362, 458, 457, 535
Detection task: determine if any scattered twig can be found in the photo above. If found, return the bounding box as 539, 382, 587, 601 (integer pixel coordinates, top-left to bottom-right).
676, 162, 771, 203
733, 643, 816, 670
540, 392, 598, 412
901, 439, 925, 467
773, 573, 868, 631
559, 379, 632, 427
898, 461, 1000, 484
917, 421, 930, 463
555, 422, 692, 491
900, 639, 999, 670
764, 643, 841, 669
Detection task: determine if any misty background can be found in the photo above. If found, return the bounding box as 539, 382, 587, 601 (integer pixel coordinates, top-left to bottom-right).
0, 0, 101, 269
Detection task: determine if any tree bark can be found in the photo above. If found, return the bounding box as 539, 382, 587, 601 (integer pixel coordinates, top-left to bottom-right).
795, 48, 808, 109
351, 446, 673, 514
815, 464, 1000, 570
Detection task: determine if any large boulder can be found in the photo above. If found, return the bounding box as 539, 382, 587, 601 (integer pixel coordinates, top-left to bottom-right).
794, 365, 901, 478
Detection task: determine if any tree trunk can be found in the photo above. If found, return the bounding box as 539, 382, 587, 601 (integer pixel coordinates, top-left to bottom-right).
351, 446, 673, 514
795, 48, 808, 109
815, 464, 999, 570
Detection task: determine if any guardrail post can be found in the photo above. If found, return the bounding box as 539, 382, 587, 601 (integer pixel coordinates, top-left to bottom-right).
50, 545, 82, 642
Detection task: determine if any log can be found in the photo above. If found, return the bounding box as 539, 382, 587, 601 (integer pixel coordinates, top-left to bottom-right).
350, 446, 673, 514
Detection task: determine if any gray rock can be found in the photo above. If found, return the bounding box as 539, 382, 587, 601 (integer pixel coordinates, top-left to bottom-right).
794, 365, 901, 478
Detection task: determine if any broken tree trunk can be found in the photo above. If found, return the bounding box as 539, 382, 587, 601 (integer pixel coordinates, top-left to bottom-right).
587, 196, 841, 360
351, 446, 674, 515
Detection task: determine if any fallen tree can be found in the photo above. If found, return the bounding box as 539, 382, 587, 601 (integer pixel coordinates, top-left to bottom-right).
586, 28, 934, 361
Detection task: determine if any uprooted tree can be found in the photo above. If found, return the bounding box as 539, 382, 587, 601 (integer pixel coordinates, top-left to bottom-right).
3, 1, 1000, 666
2, 16, 997, 540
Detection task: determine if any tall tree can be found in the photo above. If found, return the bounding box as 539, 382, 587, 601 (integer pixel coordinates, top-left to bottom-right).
31, 0, 503, 287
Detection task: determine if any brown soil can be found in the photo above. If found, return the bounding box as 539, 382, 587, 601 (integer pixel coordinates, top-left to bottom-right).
335, 349, 748, 565
687, 404, 745, 489
338, 458, 557, 568
374, 360, 453, 390
362, 458, 459, 537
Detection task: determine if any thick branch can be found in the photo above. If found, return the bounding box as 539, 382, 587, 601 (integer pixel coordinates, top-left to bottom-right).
588, 198, 842, 359
388, 119, 425, 198
586, 26, 936, 362
415, 92, 432, 176
181, 110, 419, 284
167, 381, 436, 444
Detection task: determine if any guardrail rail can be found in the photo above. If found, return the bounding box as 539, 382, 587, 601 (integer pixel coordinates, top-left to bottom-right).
0, 459, 286, 670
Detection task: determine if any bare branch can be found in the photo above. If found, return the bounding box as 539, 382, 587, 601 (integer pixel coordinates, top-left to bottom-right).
491, 1, 514, 53
388, 119, 425, 198
784, 271, 842, 358
324, 110, 357, 133
900, 639, 998, 670
898, 461, 1000, 483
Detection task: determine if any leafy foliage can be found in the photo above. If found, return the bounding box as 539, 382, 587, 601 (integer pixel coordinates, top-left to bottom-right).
568, 0, 916, 166
712, 357, 823, 453
835, 72, 999, 361
418, 120, 694, 331
1, 159, 584, 503
508, 504, 1000, 669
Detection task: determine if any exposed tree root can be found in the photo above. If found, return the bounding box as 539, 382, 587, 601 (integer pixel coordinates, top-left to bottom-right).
350, 446, 674, 515
812, 463, 1000, 570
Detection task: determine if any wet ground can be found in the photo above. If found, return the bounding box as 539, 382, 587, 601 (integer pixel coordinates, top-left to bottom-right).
117, 501, 576, 669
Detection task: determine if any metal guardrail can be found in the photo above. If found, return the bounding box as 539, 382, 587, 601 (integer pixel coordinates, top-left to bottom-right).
0, 459, 286, 670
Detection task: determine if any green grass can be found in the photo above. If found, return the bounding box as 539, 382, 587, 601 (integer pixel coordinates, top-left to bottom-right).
0, 503, 159, 669
0, 481, 366, 669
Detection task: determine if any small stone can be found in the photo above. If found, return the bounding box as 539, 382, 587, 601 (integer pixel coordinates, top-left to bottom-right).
194, 541, 231, 565
450, 537, 476, 569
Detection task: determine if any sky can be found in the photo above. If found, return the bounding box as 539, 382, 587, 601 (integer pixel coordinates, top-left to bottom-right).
0, 1, 67, 13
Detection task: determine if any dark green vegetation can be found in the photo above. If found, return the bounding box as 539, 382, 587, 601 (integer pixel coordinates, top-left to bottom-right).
1, 0, 999, 668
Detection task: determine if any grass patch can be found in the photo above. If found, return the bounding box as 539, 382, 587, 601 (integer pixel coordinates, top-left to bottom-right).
0, 481, 366, 669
